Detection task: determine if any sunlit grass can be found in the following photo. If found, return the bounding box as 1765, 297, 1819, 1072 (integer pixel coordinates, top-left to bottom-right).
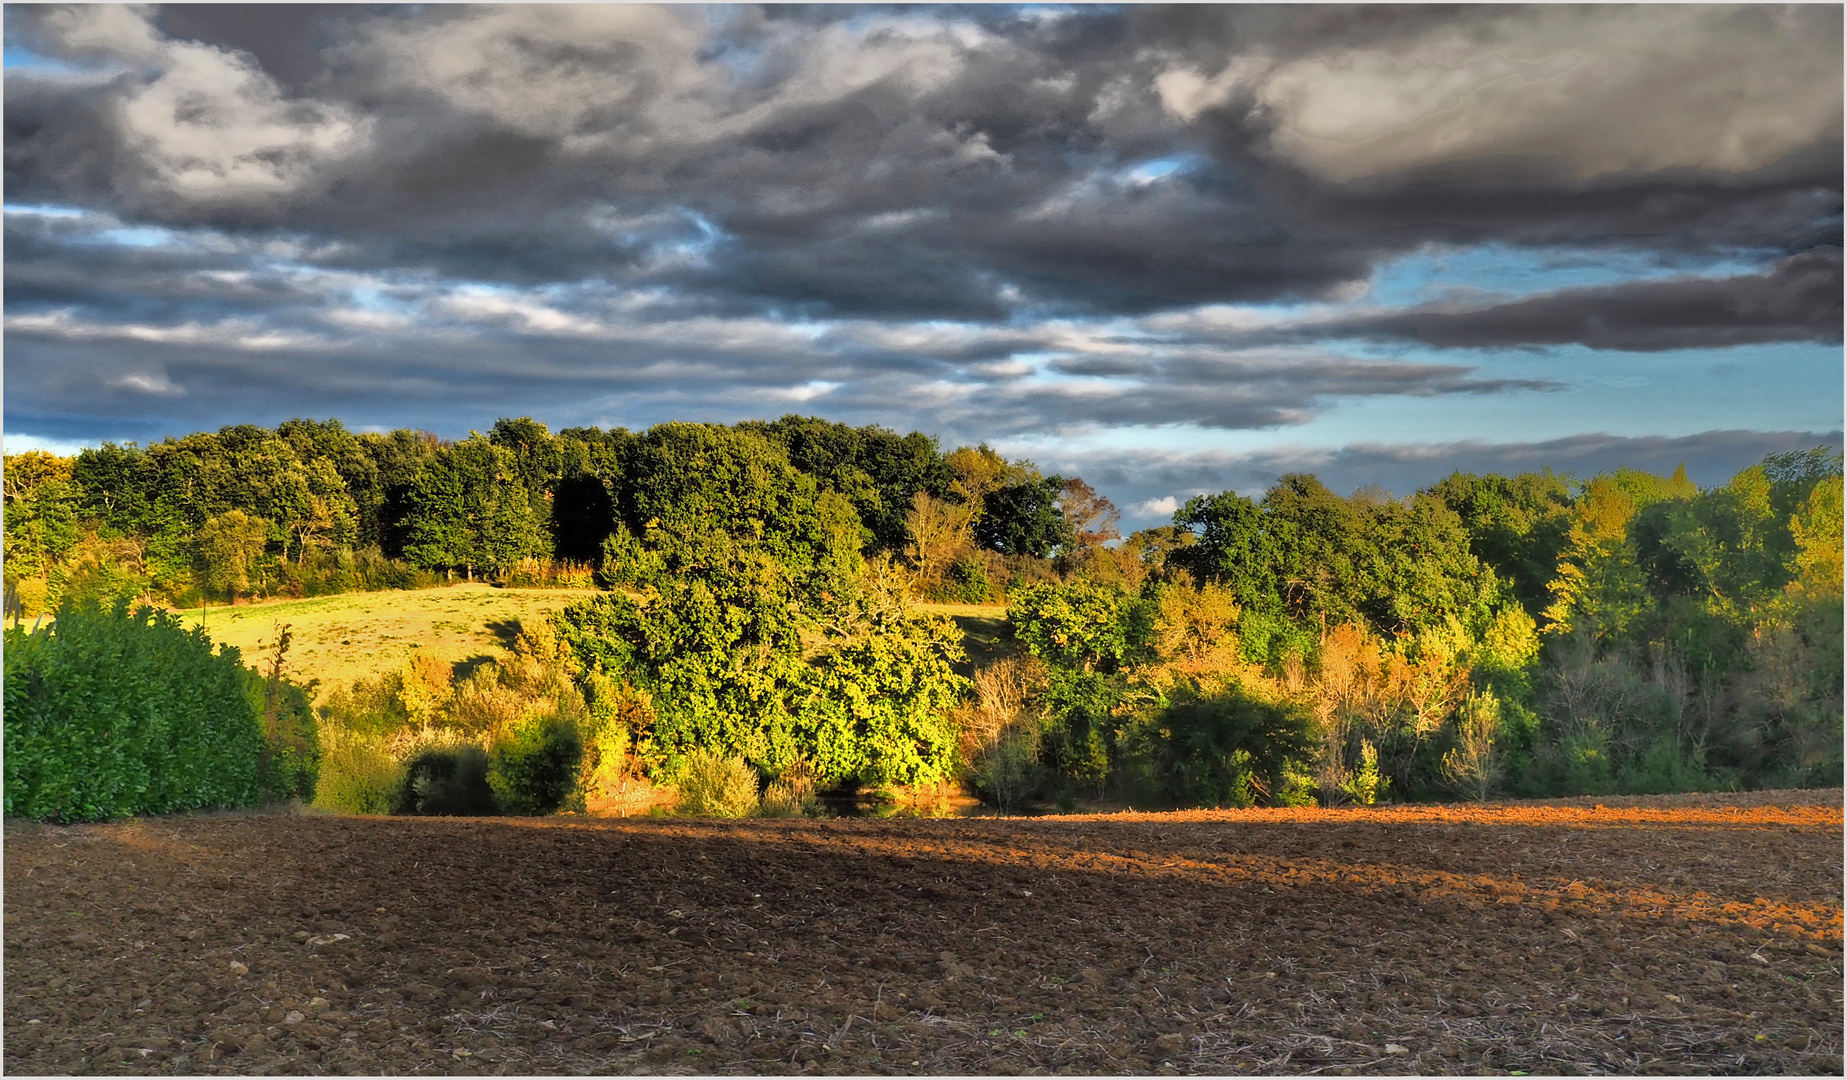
171, 583, 600, 693
914, 602, 1007, 618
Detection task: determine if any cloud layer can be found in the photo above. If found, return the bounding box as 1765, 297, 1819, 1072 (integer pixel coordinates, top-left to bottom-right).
4, 4, 1839, 502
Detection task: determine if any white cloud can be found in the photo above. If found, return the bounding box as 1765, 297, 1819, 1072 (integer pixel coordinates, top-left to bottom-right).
1153, 56, 1271, 122
30, 6, 368, 203
1168, 6, 1842, 182
108, 371, 184, 397
1136, 495, 1179, 517
5, 309, 323, 351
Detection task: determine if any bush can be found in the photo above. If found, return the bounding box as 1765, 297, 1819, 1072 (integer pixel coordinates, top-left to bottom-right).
5, 575, 50, 619
502, 557, 598, 589
802, 606, 968, 787
758, 761, 819, 817
273, 545, 442, 599
1007, 580, 1139, 673
1118, 684, 1315, 810
488, 713, 583, 815
396, 741, 498, 816
970, 724, 1042, 815
554, 570, 967, 788
675, 749, 760, 817
245, 623, 320, 803
313, 723, 403, 814
957, 657, 1048, 812
1342, 739, 1388, 806
943, 555, 992, 604
248, 669, 320, 803
4, 600, 262, 821
318, 671, 412, 737
577, 674, 655, 807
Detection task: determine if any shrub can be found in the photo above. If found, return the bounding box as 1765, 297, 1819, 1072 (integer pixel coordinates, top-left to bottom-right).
957, 657, 1047, 813
4, 600, 262, 821
6, 575, 50, 619
675, 749, 760, 817
246, 622, 320, 803
758, 761, 819, 818
943, 555, 992, 604
578, 674, 655, 807
312, 723, 403, 814
396, 742, 497, 816
449, 664, 528, 734
970, 724, 1041, 815
1034, 667, 1118, 793
555, 569, 967, 788
488, 713, 583, 815
248, 670, 320, 803
801, 606, 968, 787
272, 545, 443, 599
1342, 739, 1388, 806
502, 557, 598, 589
1441, 688, 1504, 802
1119, 684, 1315, 810
56, 535, 153, 610
318, 671, 412, 737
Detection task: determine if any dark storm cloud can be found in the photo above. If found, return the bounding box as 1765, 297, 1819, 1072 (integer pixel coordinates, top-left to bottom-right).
1163, 5, 1842, 252
1051, 429, 1847, 525
3, 4, 1840, 457
1300, 248, 1845, 352
3, 318, 860, 444
154, 5, 356, 90
2, 209, 336, 317
5, 281, 1555, 445
7, 4, 1838, 321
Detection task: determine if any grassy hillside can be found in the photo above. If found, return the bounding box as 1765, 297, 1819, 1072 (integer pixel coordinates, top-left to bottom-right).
915, 602, 1010, 671
174, 584, 600, 693
177, 591, 1012, 696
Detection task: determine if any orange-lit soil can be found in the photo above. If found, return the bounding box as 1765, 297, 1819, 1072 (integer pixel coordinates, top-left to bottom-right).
5, 791, 1841, 1075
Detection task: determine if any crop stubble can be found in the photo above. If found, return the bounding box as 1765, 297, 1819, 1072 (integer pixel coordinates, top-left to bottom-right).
4, 792, 1840, 1075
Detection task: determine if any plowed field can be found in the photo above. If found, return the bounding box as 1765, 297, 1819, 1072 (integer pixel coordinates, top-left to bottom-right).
5, 792, 1841, 1075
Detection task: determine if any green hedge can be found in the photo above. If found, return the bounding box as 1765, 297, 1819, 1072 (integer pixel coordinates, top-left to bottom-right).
4, 600, 264, 821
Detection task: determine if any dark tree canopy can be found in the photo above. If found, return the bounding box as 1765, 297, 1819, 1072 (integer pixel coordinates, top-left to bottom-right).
976, 476, 1075, 558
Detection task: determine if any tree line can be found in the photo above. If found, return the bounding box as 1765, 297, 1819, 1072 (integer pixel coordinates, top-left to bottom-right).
993, 451, 1841, 807
3, 416, 1839, 804
1, 415, 1089, 613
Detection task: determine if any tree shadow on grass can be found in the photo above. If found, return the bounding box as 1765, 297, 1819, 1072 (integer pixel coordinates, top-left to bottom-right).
451, 654, 499, 683
483, 619, 523, 651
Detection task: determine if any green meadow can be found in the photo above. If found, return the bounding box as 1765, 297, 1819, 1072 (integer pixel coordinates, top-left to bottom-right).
172, 583, 601, 693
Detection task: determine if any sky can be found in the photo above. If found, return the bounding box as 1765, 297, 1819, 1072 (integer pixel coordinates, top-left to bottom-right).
3, 3, 1841, 526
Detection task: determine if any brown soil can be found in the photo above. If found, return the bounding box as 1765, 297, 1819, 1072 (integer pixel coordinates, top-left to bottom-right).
5, 792, 1841, 1075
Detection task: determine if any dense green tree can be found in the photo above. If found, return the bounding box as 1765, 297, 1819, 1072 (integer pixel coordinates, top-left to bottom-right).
976, 476, 1074, 557
607, 422, 863, 601
278, 419, 380, 551
1425, 470, 1573, 619
1174, 477, 1495, 642
197, 510, 271, 603
359, 429, 443, 557
401, 438, 545, 577
745, 414, 953, 552
3, 451, 81, 581
69, 442, 152, 536
489, 417, 563, 551
1170, 490, 1279, 614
